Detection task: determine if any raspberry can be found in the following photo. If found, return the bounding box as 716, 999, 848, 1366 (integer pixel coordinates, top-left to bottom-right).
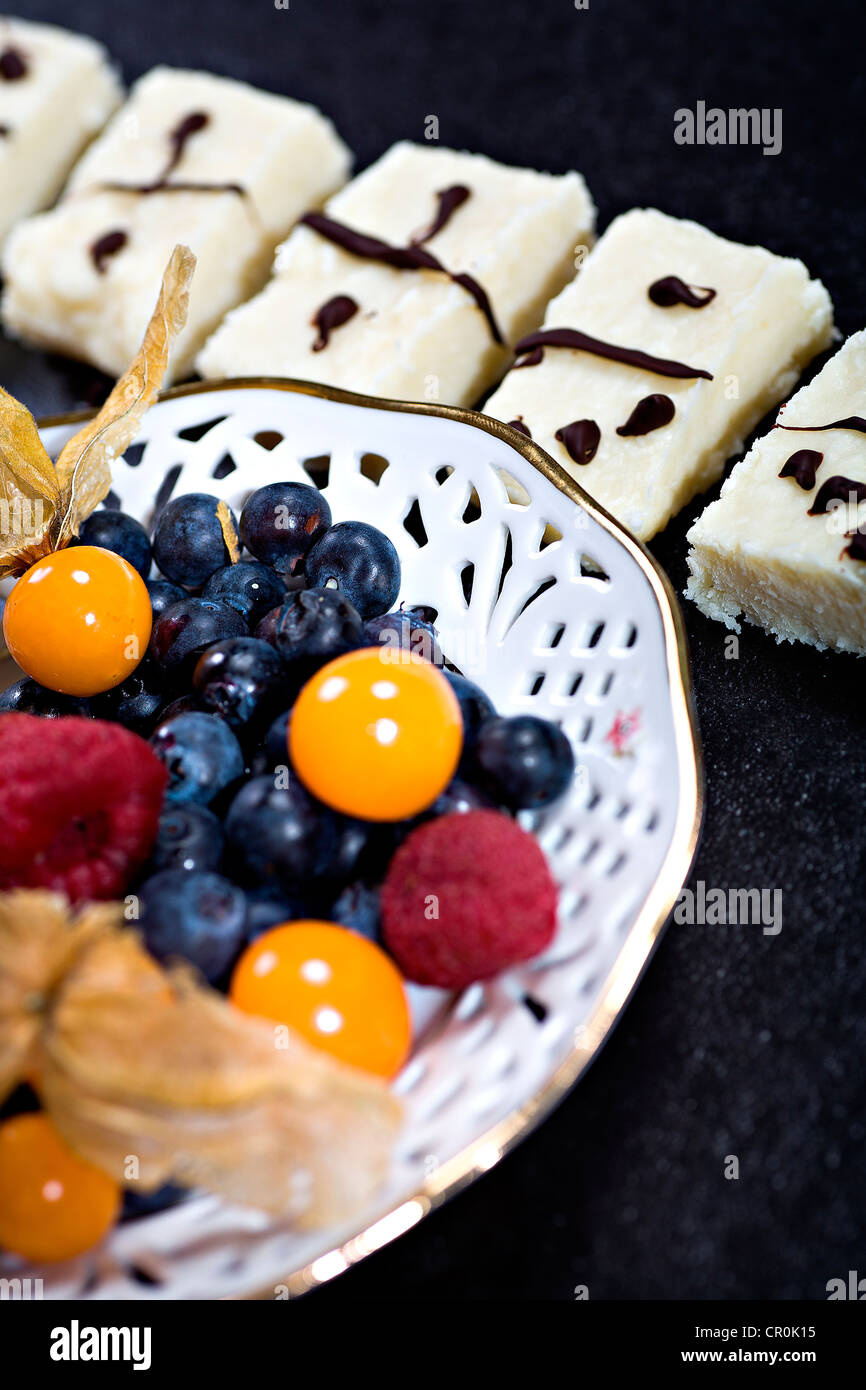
0, 714, 167, 902
381, 810, 558, 988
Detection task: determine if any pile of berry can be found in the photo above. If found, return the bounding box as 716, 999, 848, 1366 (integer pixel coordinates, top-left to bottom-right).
1, 481, 576, 1050
0, 478, 577, 1261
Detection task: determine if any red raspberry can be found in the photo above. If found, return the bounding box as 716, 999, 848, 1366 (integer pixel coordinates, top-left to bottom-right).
381, 809, 558, 989
0, 714, 167, 903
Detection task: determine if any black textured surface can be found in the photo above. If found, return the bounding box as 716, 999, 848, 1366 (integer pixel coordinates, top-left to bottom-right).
5, 0, 866, 1301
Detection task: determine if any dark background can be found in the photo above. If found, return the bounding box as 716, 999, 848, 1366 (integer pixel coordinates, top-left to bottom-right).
5, 0, 866, 1300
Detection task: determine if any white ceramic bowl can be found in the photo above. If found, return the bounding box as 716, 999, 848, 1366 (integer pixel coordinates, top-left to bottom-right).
1, 379, 702, 1299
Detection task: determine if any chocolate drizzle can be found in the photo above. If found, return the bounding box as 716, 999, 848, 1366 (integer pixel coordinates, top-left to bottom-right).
779, 449, 822, 490
512, 328, 713, 380
300, 212, 437, 269
616, 393, 675, 436
807, 475, 866, 516
300, 211, 503, 344
777, 416, 866, 435
514, 346, 543, 368
165, 111, 209, 178
410, 185, 470, 244
844, 527, 866, 563
104, 179, 244, 197
100, 109, 243, 199
555, 419, 601, 465
648, 275, 716, 308
506, 417, 532, 439
90, 229, 128, 274
311, 294, 359, 351
0, 47, 27, 81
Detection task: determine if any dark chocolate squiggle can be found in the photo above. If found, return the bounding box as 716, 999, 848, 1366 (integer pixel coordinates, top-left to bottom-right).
555, 419, 601, 465
164, 111, 209, 178
844, 527, 866, 563
311, 294, 359, 351
616, 394, 675, 436
100, 110, 244, 199
513, 328, 713, 380
0, 47, 27, 80
90, 229, 129, 274
300, 211, 503, 344
807, 475, 866, 516
648, 276, 716, 308
410, 185, 470, 244
103, 178, 244, 197
777, 417, 866, 435
513, 346, 544, 368
779, 449, 822, 490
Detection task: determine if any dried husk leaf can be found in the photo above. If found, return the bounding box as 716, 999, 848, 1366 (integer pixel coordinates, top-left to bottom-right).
0, 892, 114, 1102
0, 245, 196, 577
0, 891, 401, 1228
216, 500, 240, 563
0, 387, 60, 576
53, 244, 196, 546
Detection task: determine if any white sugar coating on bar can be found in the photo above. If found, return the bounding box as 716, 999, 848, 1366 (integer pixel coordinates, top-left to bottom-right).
484, 208, 834, 539
196, 141, 595, 406
1, 66, 351, 380
0, 18, 122, 247
685, 331, 866, 655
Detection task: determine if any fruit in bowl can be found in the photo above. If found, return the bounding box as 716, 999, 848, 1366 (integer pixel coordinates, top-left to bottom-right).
0, 246, 576, 1268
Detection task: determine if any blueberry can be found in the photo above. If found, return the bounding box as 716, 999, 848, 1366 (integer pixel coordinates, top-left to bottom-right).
404, 604, 438, 625
90, 661, 164, 733
330, 881, 382, 943
239, 481, 331, 575
150, 711, 245, 806
259, 588, 364, 668
192, 637, 288, 736
152, 492, 239, 588
252, 605, 282, 646
75, 508, 151, 578
150, 804, 224, 874
472, 715, 575, 809
344, 819, 407, 881
242, 886, 306, 942
149, 598, 247, 678
155, 693, 205, 725
0, 679, 26, 713
326, 814, 373, 882
427, 777, 499, 818
444, 670, 496, 771
123, 1183, 188, 1219
364, 606, 442, 665
138, 869, 246, 984
75, 509, 152, 578
264, 708, 292, 766
203, 561, 285, 626
147, 578, 187, 620
305, 521, 400, 619
0, 677, 93, 718
444, 671, 495, 739
224, 774, 336, 889
363, 781, 496, 870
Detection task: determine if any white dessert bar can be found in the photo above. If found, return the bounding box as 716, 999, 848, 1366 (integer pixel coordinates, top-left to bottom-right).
196, 141, 595, 406
686, 331, 866, 654
484, 208, 834, 539
1, 66, 351, 380
0, 18, 121, 248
